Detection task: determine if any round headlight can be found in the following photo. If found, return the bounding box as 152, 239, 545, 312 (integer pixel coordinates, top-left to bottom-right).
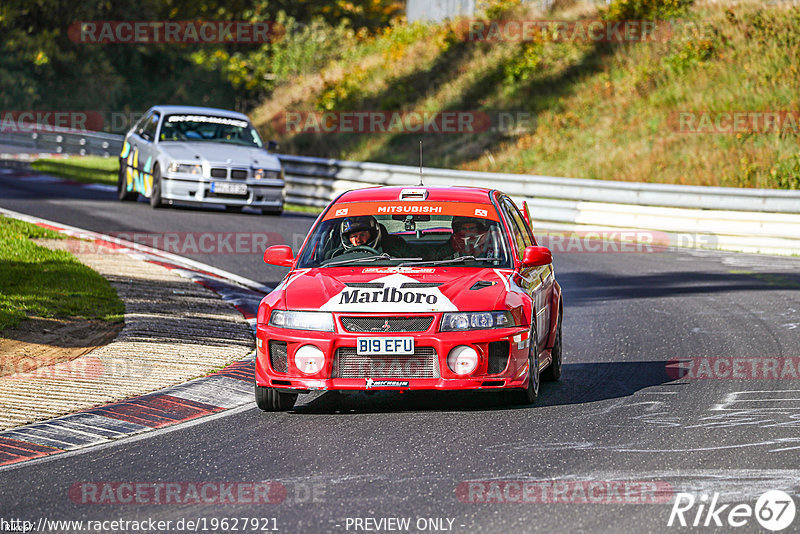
294, 345, 325, 375
447, 345, 479, 376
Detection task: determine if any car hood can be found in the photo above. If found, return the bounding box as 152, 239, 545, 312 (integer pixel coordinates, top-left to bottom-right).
158, 142, 280, 169
278, 267, 518, 313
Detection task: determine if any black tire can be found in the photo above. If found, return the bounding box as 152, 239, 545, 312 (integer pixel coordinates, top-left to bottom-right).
149, 164, 163, 209
117, 159, 137, 201
541, 315, 562, 382
255, 385, 297, 411
513, 327, 539, 405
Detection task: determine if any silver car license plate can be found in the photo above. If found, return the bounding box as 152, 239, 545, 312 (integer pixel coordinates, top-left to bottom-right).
211, 182, 248, 195
357, 337, 414, 355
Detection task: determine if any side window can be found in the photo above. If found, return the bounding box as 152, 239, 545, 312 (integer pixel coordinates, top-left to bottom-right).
131, 114, 149, 136
135, 112, 153, 137
502, 198, 532, 260
140, 112, 160, 142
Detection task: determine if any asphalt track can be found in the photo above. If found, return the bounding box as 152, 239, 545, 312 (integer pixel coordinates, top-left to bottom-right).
1, 169, 800, 533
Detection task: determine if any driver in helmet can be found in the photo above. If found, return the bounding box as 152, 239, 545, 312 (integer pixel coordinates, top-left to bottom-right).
340, 216, 381, 251
326, 215, 412, 260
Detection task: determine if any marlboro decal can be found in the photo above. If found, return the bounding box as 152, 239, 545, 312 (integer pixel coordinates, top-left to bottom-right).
320, 273, 458, 312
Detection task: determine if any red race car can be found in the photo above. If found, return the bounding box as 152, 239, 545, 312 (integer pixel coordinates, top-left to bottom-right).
255, 186, 563, 410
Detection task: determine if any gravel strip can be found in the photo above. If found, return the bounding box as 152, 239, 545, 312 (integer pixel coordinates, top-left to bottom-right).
0, 239, 254, 429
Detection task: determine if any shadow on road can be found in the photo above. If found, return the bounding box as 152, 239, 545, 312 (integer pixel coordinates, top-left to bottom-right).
559, 270, 800, 306
291, 360, 680, 415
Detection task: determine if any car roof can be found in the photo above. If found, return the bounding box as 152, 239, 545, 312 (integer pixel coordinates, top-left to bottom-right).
148, 105, 250, 122
335, 186, 497, 204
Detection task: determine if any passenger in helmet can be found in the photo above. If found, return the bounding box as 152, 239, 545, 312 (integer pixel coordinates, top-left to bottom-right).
450, 216, 491, 257
427, 216, 496, 261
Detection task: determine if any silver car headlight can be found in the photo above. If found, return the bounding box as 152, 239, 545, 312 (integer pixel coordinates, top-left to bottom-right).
269, 310, 334, 332
440, 311, 515, 331
168, 162, 202, 175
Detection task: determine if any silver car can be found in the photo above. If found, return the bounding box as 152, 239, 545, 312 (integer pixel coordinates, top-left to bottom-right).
118, 105, 285, 214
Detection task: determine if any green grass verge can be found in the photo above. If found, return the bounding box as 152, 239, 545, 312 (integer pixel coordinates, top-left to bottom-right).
284, 203, 324, 215
31, 156, 118, 185
0, 216, 125, 332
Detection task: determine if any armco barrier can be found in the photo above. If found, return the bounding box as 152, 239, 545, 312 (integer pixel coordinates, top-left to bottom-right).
0, 128, 123, 157
2, 130, 798, 255
277, 154, 800, 256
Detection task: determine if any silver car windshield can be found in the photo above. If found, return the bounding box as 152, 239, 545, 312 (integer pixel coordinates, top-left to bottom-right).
160, 114, 263, 147
296, 213, 512, 268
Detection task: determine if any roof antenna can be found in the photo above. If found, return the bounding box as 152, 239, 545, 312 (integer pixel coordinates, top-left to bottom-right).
418, 140, 424, 186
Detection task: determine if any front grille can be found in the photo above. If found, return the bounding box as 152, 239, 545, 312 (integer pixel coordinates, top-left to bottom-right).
231, 169, 248, 179
340, 316, 433, 333
487, 340, 510, 374
210, 168, 227, 178
333, 347, 439, 378
269, 340, 288, 373
207, 192, 250, 199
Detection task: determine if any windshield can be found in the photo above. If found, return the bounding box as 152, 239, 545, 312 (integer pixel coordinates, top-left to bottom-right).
296, 202, 513, 268
159, 114, 263, 147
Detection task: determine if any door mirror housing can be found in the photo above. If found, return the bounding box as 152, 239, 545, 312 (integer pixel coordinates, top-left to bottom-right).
521, 246, 552, 267
264, 245, 294, 267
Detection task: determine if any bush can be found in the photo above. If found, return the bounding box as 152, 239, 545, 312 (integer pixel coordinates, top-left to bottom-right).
602, 0, 694, 21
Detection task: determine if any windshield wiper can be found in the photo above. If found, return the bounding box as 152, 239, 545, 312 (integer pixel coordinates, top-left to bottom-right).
323, 254, 422, 267
398, 256, 495, 267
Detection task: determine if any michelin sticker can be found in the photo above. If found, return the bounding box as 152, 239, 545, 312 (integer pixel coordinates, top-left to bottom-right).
366, 379, 410, 389
320, 273, 458, 312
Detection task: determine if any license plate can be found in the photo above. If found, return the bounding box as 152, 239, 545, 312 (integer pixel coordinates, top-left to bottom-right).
357, 337, 414, 355
211, 182, 248, 195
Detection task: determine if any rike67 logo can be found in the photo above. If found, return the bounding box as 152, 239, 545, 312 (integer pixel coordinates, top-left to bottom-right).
668, 490, 796, 531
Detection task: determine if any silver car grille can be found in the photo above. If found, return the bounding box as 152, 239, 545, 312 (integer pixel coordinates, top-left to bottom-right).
340, 316, 434, 333
333, 347, 439, 379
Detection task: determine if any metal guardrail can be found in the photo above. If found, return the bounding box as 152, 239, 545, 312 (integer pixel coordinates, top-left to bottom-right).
0, 129, 123, 157
278, 154, 800, 256
2, 129, 798, 255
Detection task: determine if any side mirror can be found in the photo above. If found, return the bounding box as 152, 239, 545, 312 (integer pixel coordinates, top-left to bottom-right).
267, 140, 279, 151
521, 245, 552, 267
264, 245, 293, 267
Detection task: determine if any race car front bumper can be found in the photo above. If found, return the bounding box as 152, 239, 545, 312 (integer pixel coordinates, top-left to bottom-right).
162, 175, 284, 209
254, 324, 534, 392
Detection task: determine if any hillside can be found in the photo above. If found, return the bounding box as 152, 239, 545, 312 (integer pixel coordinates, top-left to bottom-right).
251, 0, 800, 189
